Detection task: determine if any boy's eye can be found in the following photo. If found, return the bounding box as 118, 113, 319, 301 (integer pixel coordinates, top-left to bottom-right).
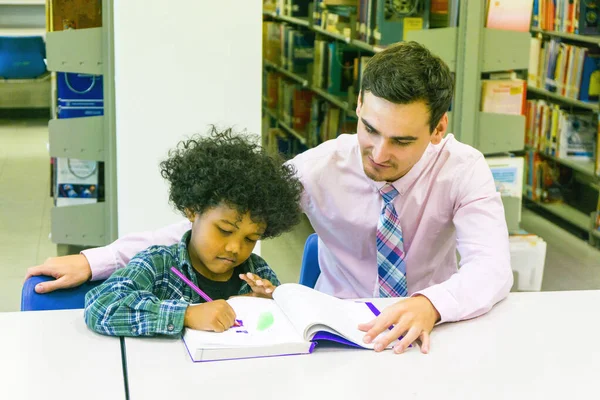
218, 227, 232, 235
365, 125, 375, 134
395, 141, 412, 146
245, 238, 257, 243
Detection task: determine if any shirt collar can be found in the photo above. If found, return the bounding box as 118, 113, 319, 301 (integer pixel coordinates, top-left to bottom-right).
357, 138, 435, 196
176, 230, 197, 277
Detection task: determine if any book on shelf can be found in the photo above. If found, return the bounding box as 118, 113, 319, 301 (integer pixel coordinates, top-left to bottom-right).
283, 28, 315, 74
533, 0, 600, 35
526, 99, 597, 161
327, 42, 361, 96
429, 0, 459, 28
485, 0, 534, 32
480, 79, 527, 115
529, 37, 600, 102
182, 283, 399, 362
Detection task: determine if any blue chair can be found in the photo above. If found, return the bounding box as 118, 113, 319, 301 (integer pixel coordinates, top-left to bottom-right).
299, 233, 321, 288
21, 276, 105, 311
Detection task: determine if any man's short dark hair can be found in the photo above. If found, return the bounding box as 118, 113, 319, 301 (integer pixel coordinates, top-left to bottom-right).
360, 41, 454, 132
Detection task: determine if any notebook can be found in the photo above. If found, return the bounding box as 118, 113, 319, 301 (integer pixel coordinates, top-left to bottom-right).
182, 283, 401, 362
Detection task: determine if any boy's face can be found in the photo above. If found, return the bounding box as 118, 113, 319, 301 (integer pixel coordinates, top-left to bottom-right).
186, 204, 266, 281
356, 91, 447, 182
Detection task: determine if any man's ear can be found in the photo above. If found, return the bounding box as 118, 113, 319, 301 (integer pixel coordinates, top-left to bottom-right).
430, 113, 448, 145
356, 90, 363, 117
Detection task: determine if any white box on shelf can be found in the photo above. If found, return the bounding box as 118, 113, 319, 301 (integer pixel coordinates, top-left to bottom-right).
509, 234, 547, 291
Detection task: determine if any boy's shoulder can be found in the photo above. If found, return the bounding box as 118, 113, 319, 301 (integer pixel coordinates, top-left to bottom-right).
130, 242, 182, 269
244, 253, 270, 271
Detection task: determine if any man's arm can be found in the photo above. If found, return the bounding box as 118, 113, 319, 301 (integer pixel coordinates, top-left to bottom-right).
25, 219, 191, 293
359, 154, 512, 353
415, 154, 513, 323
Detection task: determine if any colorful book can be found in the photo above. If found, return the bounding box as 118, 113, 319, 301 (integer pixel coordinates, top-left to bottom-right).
485, 0, 534, 32
481, 79, 527, 115
182, 283, 399, 362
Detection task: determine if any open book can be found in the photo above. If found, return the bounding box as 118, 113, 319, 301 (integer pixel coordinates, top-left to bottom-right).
182, 283, 401, 362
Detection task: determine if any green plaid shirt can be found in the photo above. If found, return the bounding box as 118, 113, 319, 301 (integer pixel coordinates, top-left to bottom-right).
84, 230, 280, 337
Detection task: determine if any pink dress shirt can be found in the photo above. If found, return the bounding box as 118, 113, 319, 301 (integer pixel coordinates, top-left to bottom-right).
83, 133, 512, 323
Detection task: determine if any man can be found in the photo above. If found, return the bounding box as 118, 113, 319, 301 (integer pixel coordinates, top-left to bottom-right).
26, 42, 512, 354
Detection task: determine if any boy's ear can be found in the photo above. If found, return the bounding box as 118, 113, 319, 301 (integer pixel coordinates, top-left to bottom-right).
184, 208, 195, 222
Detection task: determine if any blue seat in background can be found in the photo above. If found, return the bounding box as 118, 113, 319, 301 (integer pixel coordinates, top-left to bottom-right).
0, 36, 47, 79
21, 275, 105, 311
299, 233, 320, 288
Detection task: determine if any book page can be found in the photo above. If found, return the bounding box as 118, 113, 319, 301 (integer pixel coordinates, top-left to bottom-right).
273, 283, 390, 349
183, 297, 304, 349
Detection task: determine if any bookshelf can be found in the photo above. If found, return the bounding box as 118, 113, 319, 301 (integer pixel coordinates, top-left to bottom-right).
525, 198, 591, 232
526, 8, 600, 245
531, 27, 600, 46
527, 86, 599, 112
263, 106, 307, 144
526, 146, 598, 180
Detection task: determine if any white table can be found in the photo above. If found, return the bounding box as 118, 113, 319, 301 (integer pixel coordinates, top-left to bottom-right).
0, 310, 126, 400
124, 290, 600, 399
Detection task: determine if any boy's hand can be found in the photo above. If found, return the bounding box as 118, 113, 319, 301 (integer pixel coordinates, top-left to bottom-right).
25, 255, 92, 293
358, 295, 440, 354
184, 300, 236, 332
239, 272, 276, 299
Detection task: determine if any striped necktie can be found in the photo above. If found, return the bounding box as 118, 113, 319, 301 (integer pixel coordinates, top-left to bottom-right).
376, 183, 408, 297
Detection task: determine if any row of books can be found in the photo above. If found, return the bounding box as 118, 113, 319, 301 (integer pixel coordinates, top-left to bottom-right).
264, 69, 357, 149
525, 99, 598, 161
531, 0, 600, 35
264, 21, 373, 102
313, 39, 370, 99
524, 150, 567, 202
266, 0, 437, 46
528, 37, 600, 102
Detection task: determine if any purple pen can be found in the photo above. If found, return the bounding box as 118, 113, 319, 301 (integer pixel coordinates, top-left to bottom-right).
170, 266, 241, 327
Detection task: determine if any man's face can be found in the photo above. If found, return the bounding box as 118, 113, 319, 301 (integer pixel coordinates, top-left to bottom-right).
356, 91, 447, 182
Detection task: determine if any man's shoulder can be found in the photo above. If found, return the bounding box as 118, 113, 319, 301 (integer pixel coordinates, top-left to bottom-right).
292, 134, 356, 162
436, 134, 484, 165
288, 134, 358, 174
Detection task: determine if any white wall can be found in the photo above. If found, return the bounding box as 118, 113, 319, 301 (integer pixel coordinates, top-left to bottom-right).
113, 0, 262, 238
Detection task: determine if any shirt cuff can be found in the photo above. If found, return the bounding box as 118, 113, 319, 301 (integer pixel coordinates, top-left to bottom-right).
412, 284, 460, 324
155, 300, 188, 336
81, 247, 119, 281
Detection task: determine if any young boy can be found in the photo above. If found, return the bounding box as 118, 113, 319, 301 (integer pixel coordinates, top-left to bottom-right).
84, 127, 303, 336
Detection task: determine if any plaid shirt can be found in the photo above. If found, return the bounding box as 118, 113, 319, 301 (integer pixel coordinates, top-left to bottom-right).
84, 230, 280, 337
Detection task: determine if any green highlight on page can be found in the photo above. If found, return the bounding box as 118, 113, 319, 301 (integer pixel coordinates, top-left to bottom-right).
256, 312, 274, 331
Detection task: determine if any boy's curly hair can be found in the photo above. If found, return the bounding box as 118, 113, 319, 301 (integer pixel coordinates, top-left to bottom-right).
159, 126, 303, 239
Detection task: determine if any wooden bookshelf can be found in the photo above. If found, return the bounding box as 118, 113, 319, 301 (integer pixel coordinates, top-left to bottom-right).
527, 147, 599, 180
263, 107, 307, 144
263, 60, 309, 87
527, 86, 599, 111
263, 60, 353, 113
531, 27, 600, 45
263, 11, 382, 54
525, 198, 591, 232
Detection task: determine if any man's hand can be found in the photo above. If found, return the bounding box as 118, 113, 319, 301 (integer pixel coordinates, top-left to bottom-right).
25, 254, 92, 294
358, 295, 440, 354
239, 272, 276, 299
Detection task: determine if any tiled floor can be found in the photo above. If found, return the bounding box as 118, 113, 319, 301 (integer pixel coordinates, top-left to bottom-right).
1, 118, 599, 313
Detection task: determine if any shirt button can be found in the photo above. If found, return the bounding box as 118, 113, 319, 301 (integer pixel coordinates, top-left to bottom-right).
167, 324, 174, 332
400, 189, 405, 195
131, 327, 137, 334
